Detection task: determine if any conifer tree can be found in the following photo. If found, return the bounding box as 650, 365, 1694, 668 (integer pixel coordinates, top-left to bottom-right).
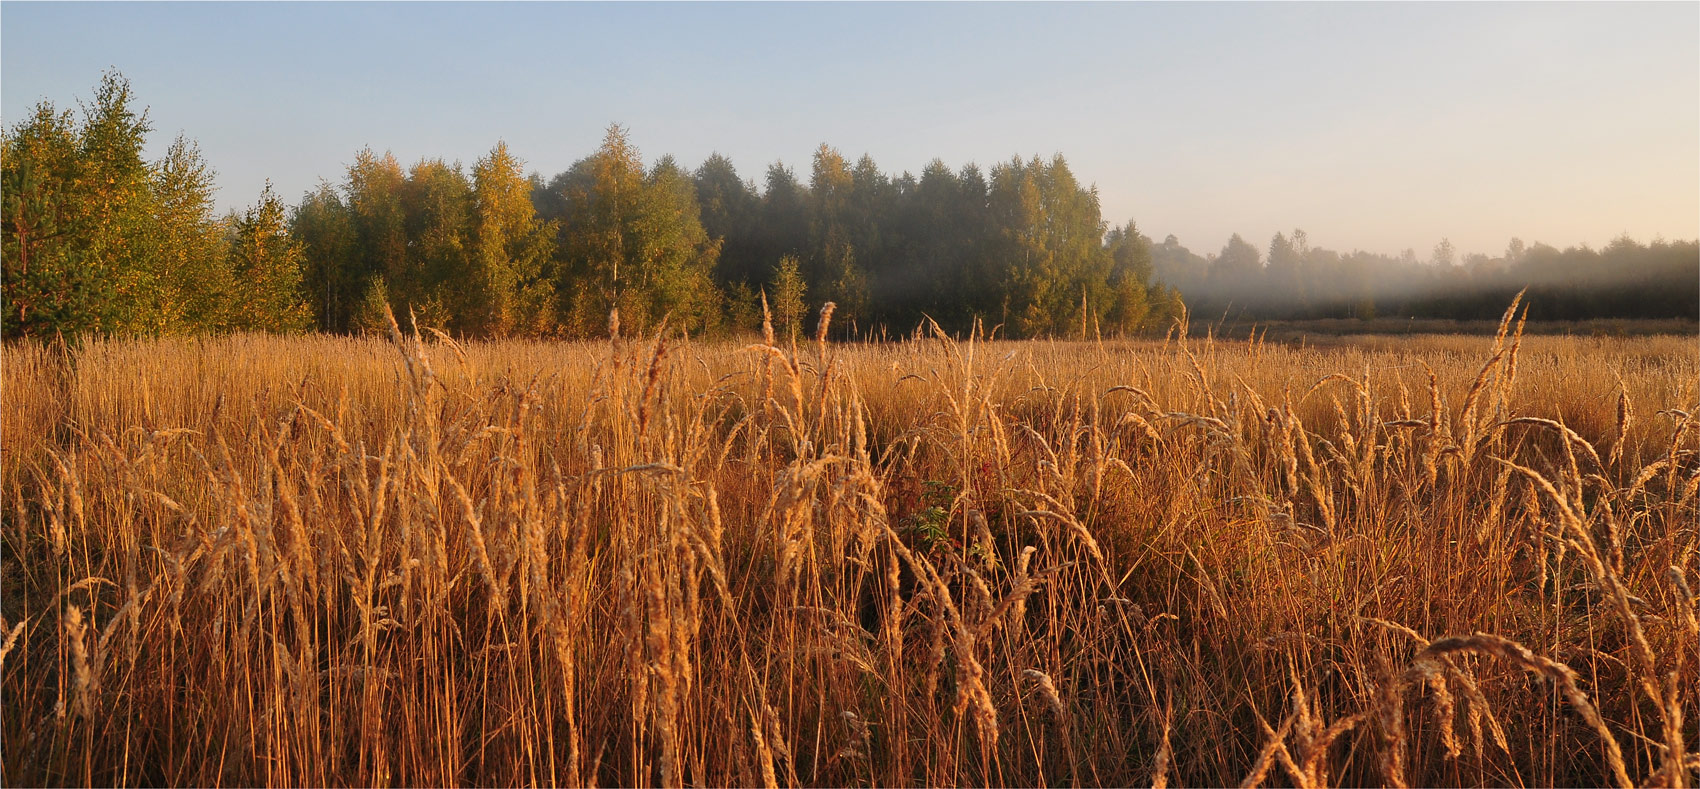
2, 102, 109, 337
352, 276, 392, 334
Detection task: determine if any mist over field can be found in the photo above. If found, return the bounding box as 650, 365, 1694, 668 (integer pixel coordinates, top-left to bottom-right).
1150, 231, 1698, 325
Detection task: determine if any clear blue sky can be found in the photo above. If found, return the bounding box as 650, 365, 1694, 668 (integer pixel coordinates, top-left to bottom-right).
4, 2, 1696, 260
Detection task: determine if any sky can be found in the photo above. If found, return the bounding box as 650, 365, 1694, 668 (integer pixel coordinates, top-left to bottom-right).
3, 2, 1696, 261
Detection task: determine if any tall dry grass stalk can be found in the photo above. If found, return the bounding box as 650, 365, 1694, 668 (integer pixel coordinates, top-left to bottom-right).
1, 307, 1696, 787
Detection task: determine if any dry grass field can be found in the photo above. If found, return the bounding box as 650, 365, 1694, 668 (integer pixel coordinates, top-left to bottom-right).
2, 303, 1696, 787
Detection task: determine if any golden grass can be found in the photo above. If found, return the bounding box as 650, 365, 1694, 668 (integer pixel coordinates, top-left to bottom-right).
1, 304, 1696, 787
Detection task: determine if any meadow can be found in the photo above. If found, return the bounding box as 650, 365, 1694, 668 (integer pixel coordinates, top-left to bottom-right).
2, 304, 1696, 787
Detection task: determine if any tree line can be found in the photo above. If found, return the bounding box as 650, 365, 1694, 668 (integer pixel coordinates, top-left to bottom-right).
5, 73, 1181, 341
292, 128, 1185, 340
4, 72, 308, 338
1153, 230, 1698, 323
5, 73, 1695, 341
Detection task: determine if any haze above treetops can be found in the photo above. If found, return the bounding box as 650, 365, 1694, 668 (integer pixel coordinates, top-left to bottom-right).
3, 2, 1695, 261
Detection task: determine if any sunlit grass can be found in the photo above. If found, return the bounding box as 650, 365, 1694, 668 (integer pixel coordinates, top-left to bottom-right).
2, 306, 1696, 787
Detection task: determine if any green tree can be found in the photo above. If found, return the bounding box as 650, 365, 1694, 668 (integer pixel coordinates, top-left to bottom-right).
399, 157, 473, 328
1211, 233, 1262, 281
1432, 237, 1456, 267
807, 144, 869, 328
755, 162, 809, 284
345, 148, 408, 323
986, 154, 1107, 336
352, 275, 392, 334
225, 183, 311, 333
3, 71, 232, 337
646, 155, 724, 333
71, 71, 163, 333
842, 153, 894, 330
722, 281, 763, 334
950, 164, 997, 329
1505, 237, 1526, 264
1207, 233, 1263, 316
2, 101, 110, 337
1103, 221, 1155, 334
896, 159, 972, 329
549, 126, 721, 336
695, 153, 761, 286
1265, 230, 1305, 314
291, 182, 358, 330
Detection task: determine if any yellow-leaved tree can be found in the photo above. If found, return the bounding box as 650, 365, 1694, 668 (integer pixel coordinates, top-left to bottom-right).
469, 141, 557, 336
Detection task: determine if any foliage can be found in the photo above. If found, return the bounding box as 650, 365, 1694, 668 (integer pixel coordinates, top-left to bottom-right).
2, 128, 110, 337
291, 182, 358, 331
344, 148, 410, 323
469, 142, 557, 336
5, 71, 1694, 341
1, 72, 311, 339
225, 183, 312, 333
152, 136, 231, 330
352, 275, 392, 334
769, 254, 807, 340
538, 127, 722, 336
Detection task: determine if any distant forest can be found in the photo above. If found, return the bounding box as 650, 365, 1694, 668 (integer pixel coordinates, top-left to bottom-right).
5, 73, 1696, 341
1156, 231, 1698, 324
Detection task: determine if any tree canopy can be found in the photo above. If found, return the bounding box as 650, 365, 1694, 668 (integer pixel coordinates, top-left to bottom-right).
3, 71, 314, 338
